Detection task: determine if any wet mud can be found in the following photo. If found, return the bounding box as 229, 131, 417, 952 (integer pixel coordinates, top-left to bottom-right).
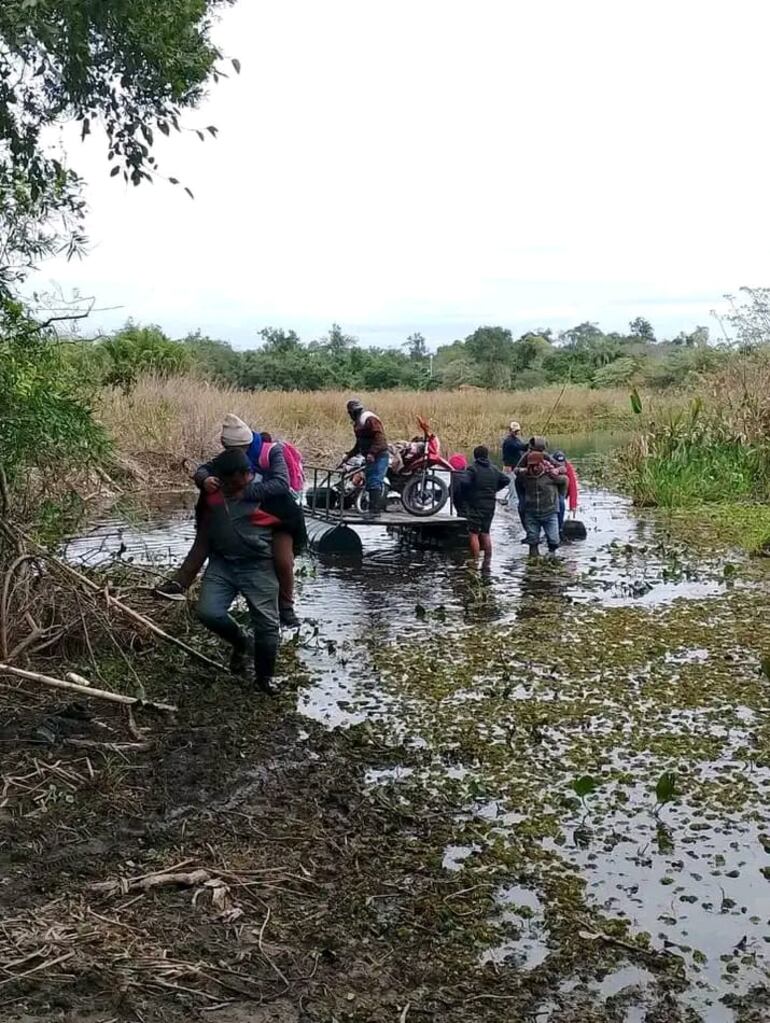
3, 479, 769, 1021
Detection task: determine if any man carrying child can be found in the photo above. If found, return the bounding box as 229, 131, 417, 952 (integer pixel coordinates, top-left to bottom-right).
195, 448, 282, 692
156, 414, 305, 627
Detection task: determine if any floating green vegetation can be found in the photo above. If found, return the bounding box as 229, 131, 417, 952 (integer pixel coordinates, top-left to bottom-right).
356, 585, 770, 1018
659, 502, 770, 557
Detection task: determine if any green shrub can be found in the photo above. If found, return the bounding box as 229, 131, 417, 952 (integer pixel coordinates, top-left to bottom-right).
101, 321, 191, 392
0, 302, 109, 494
621, 395, 770, 508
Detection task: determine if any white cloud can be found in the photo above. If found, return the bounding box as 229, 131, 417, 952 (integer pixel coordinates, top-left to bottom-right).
37, 0, 770, 347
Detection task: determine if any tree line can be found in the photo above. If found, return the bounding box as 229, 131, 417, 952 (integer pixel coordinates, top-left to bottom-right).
60, 314, 749, 394
2, 0, 769, 498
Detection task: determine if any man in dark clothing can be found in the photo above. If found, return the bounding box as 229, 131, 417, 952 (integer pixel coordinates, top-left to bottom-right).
502, 421, 529, 525
343, 398, 389, 519
196, 448, 281, 692
515, 450, 567, 556
460, 445, 510, 567
156, 414, 303, 628
502, 421, 528, 469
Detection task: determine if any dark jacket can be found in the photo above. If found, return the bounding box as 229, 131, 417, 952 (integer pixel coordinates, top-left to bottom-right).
346, 411, 388, 460
202, 489, 276, 561
461, 457, 510, 514
194, 433, 290, 502
518, 469, 566, 517
502, 434, 528, 469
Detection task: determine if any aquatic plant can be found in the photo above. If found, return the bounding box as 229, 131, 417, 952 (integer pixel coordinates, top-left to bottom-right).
621, 366, 770, 514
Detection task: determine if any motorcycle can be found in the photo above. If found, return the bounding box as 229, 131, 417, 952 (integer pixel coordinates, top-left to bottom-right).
355, 418, 453, 517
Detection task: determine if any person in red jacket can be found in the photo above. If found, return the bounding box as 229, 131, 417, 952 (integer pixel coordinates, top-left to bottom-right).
551, 450, 579, 535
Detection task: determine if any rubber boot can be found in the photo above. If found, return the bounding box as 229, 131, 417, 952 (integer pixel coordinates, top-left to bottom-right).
363, 488, 383, 520
253, 641, 278, 695
528, 544, 540, 557
229, 632, 254, 675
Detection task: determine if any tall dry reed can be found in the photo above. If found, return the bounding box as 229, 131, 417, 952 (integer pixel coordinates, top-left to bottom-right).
99, 376, 641, 468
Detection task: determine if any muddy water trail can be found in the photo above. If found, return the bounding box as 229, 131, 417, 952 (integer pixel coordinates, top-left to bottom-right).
66, 469, 770, 1023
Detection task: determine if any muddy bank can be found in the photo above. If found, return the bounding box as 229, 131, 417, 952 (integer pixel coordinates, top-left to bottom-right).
0, 653, 611, 1023
2, 481, 770, 1021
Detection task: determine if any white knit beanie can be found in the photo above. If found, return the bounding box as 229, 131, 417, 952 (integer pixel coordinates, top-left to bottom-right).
220, 413, 252, 447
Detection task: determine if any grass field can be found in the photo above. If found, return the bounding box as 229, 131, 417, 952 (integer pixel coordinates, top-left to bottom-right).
99, 376, 643, 467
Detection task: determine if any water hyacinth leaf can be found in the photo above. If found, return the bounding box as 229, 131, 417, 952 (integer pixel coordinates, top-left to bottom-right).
415, 604, 426, 619
573, 775, 597, 799
760, 656, 770, 682
656, 771, 676, 805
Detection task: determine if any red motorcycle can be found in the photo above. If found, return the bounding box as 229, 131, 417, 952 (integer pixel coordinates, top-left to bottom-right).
358, 417, 454, 517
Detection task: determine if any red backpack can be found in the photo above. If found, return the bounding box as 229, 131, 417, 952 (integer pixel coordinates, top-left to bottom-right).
258, 441, 305, 493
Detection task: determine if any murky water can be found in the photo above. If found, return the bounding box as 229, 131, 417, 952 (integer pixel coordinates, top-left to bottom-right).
66, 483, 735, 722
63, 444, 770, 1023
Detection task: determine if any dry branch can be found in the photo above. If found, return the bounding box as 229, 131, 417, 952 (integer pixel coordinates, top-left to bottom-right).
91, 868, 212, 897
29, 538, 224, 671
0, 663, 176, 713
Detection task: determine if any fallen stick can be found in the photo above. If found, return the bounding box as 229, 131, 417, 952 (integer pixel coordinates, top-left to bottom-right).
64, 738, 152, 753
0, 663, 177, 713
90, 868, 211, 896
7, 524, 224, 673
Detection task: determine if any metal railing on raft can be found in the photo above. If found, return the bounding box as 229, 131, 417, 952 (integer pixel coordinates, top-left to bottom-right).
302, 463, 459, 522
303, 464, 363, 523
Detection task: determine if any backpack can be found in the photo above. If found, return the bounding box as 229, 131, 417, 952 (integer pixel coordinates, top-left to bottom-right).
258, 441, 305, 493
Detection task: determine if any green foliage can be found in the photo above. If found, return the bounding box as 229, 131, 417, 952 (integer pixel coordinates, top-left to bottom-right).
629, 316, 656, 342
655, 771, 676, 806
101, 321, 191, 391
180, 331, 240, 382
404, 332, 428, 360
0, 0, 232, 296
572, 775, 597, 799
56, 311, 770, 396
621, 366, 770, 511
0, 303, 109, 487
723, 288, 770, 350
592, 357, 639, 388
189, 324, 431, 392
0, 1, 228, 528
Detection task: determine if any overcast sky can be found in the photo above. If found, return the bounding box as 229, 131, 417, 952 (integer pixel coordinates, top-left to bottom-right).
38, 0, 769, 349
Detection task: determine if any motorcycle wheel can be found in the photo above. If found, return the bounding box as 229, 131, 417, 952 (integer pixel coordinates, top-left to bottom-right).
401, 473, 449, 516
355, 489, 401, 513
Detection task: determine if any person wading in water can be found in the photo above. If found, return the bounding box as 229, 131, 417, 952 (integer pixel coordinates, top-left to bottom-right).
342, 399, 389, 520
516, 446, 567, 556
459, 445, 510, 569
502, 420, 528, 524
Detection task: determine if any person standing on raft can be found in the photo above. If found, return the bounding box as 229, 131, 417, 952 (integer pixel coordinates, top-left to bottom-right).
342, 399, 389, 520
